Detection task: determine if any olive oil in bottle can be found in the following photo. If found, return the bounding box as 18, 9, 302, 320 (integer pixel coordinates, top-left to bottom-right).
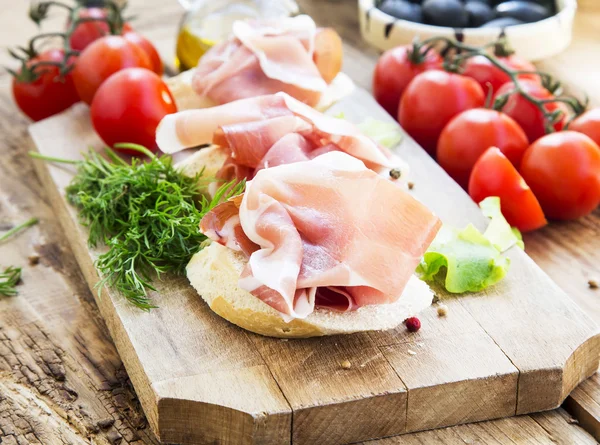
175, 0, 299, 72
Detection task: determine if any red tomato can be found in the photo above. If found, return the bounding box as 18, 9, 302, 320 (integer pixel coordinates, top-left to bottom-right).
69, 7, 133, 51
398, 71, 485, 155
373, 45, 442, 116
123, 31, 163, 75
437, 108, 529, 189
469, 147, 546, 232
520, 131, 600, 220
73, 35, 151, 105
90, 68, 177, 153
494, 80, 568, 143
69, 7, 109, 51
11, 49, 79, 121
568, 108, 600, 147
462, 55, 539, 96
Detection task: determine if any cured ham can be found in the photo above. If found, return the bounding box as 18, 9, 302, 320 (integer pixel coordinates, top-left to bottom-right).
191, 15, 342, 107
200, 152, 441, 320
156, 93, 408, 182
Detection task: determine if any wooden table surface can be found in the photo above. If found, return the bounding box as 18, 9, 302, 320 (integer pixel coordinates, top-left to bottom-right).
0, 0, 598, 444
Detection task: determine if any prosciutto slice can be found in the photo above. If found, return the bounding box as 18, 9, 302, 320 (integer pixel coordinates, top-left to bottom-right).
193, 15, 327, 107
156, 93, 407, 181
199, 152, 441, 320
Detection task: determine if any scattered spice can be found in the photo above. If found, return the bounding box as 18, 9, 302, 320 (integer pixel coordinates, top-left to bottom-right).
389, 168, 402, 180
408, 181, 415, 190
588, 280, 598, 290
340, 360, 352, 369
437, 304, 448, 317
432, 294, 440, 304
405, 317, 421, 332
28, 254, 40, 266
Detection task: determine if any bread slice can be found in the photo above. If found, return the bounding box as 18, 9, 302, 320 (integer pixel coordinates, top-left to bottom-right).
187, 242, 434, 338
174, 145, 229, 180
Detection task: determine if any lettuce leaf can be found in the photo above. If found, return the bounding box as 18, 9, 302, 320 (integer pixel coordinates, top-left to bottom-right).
333, 113, 403, 149
480, 196, 524, 252
417, 197, 522, 293
357, 118, 403, 149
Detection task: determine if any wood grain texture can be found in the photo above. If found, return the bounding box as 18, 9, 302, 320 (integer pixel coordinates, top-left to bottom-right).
0, 0, 599, 444
27, 88, 599, 444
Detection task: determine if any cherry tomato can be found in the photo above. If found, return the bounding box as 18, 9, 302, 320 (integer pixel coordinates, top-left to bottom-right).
437, 108, 529, 189
373, 45, 442, 116
69, 7, 134, 51
520, 131, 600, 220
11, 49, 79, 121
123, 31, 163, 76
469, 147, 547, 232
568, 108, 600, 147
398, 71, 485, 155
462, 54, 539, 96
494, 80, 568, 143
91, 68, 177, 153
73, 35, 151, 105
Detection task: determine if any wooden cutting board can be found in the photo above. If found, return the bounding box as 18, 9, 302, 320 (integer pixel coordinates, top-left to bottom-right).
28, 88, 600, 445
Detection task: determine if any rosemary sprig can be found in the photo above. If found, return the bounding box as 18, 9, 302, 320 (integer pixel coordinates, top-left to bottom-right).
0, 217, 39, 243
0, 267, 22, 297
30, 144, 245, 309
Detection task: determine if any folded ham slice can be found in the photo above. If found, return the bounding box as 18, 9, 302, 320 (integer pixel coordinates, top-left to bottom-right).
199, 152, 441, 320
192, 15, 332, 107
156, 93, 408, 182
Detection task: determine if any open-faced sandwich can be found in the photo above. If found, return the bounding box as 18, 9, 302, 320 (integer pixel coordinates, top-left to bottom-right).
156, 92, 409, 190
166, 15, 355, 111
156, 93, 442, 338
187, 152, 441, 337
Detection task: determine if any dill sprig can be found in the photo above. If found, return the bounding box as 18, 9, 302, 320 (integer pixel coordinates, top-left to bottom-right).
30, 144, 244, 309
0, 267, 22, 297
0, 217, 39, 243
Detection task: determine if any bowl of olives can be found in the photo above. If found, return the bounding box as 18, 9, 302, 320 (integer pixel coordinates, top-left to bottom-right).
359, 0, 576, 61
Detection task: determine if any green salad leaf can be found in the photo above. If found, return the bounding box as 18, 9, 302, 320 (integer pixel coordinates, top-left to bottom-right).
417, 197, 522, 293
357, 117, 403, 149
480, 197, 524, 252
334, 112, 403, 149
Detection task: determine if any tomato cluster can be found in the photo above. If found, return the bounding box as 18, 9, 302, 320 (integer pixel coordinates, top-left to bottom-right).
373, 43, 600, 229
11, 3, 175, 152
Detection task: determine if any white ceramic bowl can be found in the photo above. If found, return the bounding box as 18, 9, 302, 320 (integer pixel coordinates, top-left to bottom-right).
359, 0, 577, 61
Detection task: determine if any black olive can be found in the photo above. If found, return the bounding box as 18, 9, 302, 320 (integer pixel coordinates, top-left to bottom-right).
422, 0, 468, 27
494, 1, 551, 23
465, 2, 495, 27
378, 0, 423, 23
480, 17, 525, 27
467, 0, 494, 5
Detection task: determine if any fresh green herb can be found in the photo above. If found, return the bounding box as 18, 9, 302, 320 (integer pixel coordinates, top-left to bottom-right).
417, 197, 522, 293
31, 144, 244, 309
0, 266, 22, 297
0, 217, 38, 243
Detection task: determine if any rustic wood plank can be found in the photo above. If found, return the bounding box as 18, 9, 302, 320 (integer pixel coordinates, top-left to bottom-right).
250, 334, 408, 445
563, 373, 600, 441
0, 104, 160, 444
361, 409, 598, 445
